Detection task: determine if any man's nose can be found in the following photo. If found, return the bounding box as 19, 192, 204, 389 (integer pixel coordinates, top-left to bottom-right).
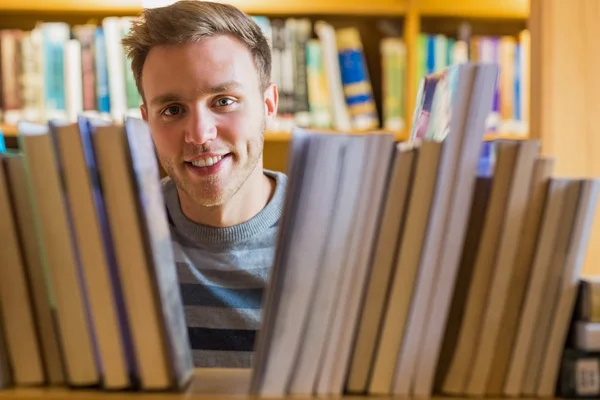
184, 106, 218, 145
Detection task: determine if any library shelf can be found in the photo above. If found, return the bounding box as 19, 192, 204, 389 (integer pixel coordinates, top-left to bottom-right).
0, 0, 406, 16
418, 0, 529, 19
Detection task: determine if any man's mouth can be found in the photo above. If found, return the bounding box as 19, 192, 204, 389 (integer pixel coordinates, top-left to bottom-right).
190, 155, 224, 168
185, 153, 232, 175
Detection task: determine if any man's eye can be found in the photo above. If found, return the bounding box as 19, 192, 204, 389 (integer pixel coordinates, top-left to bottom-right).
216, 98, 234, 107
164, 105, 181, 116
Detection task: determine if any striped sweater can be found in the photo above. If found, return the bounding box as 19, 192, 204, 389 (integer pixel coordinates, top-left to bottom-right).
162, 170, 287, 368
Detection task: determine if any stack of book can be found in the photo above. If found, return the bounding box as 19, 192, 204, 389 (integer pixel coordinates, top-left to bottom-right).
0, 61, 597, 398
0, 116, 193, 391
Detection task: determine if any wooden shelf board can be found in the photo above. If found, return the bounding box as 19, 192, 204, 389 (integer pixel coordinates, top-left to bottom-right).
220, 0, 406, 16
0, 368, 252, 399
418, 0, 529, 19
0, 124, 17, 137
0, 0, 406, 16
1, 124, 525, 143
0, 0, 142, 14
0, 367, 560, 399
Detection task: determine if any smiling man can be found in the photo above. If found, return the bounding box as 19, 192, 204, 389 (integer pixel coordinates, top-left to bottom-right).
122, 0, 287, 368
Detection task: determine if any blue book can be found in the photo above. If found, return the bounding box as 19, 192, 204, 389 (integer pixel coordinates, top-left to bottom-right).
42, 23, 70, 116
77, 116, 138, 387
514, 43, 522, 122
0, 129, 5, 153
94, 28, 111, 114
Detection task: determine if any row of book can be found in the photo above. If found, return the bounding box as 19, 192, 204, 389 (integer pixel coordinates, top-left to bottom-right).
0, 18, 143, 127
250, 61, 598, 399
0, 117, 193, 390
0, 15, 530, 140
0, 62, 595, 397
0, 16, 398, 134
415, 31, 530, 135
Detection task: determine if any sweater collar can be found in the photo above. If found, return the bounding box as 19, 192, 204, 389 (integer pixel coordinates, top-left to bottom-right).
164, 170, 287, 246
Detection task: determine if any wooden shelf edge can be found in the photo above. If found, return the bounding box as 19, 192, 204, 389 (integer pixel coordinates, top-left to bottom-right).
0, 0, 407, 17
0, 124, 527, 144
418, 0, 529, 19
0, 367, 564, 399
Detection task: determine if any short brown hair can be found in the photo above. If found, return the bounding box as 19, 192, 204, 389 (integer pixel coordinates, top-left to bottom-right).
122, 0, 272, 101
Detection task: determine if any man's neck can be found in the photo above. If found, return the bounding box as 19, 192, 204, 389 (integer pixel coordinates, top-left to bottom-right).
178, 166, 275, 228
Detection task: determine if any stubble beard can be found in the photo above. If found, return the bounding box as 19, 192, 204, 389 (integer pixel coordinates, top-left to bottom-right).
159, 121, 266, 209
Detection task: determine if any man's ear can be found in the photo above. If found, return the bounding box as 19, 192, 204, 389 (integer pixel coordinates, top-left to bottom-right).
140, 104, 148, 122
264, 82, 278, 130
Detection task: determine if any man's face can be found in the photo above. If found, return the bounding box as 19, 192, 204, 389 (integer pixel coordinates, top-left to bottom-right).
141, 35, 276, 207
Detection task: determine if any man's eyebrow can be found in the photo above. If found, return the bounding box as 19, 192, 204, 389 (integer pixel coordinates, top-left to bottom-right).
150, 93, 182, 107
203, 80, 244, 95
149, 81, 244, 107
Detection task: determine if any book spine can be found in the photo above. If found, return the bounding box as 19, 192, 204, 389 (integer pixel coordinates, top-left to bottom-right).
73, 25, 97, 111
305, 39, 332, 129
269, 19, 286, 131
102, 17, 127, 122
381, 38, 406, 132
121, 18, 142, 112
94, 28, 111, 115
291, 19, 311, 127
314, 20, 351, 131
64, 39, 83, 122
434, 34, 448, 72
335, 27, 378, 131
0, 30, 23, 122
41, 23, 69, 120
426, 34, 436, 74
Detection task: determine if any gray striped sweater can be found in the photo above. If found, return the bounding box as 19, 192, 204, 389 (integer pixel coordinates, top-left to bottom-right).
162, 170, 287, 369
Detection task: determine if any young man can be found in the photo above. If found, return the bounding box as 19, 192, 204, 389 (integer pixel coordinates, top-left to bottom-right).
122, 0, 287, 369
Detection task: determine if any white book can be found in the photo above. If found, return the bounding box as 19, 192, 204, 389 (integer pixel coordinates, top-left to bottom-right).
392, 65, 492, 397
412, 64, 499, 397
314, 21, 351, 132
102, 17, 127, 122
64, 39, 83, 122
256, 133, 348, 397
289, 136, 370, 396
326, 134, 395, 396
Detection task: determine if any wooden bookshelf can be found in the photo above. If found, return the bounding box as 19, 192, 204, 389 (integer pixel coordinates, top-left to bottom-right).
0, 0, 530, 18
418, 0, 529, 19
0, 368, 562, 399
0, 368, 252, 399
1, 123, 523, 142
0, 0, 406, 16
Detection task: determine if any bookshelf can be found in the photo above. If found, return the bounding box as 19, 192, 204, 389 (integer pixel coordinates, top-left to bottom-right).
419, 0, 529, 19
0, 0, 406, 16
0, 0, 530, 173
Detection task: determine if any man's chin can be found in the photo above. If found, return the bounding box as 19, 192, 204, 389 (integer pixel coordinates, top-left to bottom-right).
194, 196, 228, 208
